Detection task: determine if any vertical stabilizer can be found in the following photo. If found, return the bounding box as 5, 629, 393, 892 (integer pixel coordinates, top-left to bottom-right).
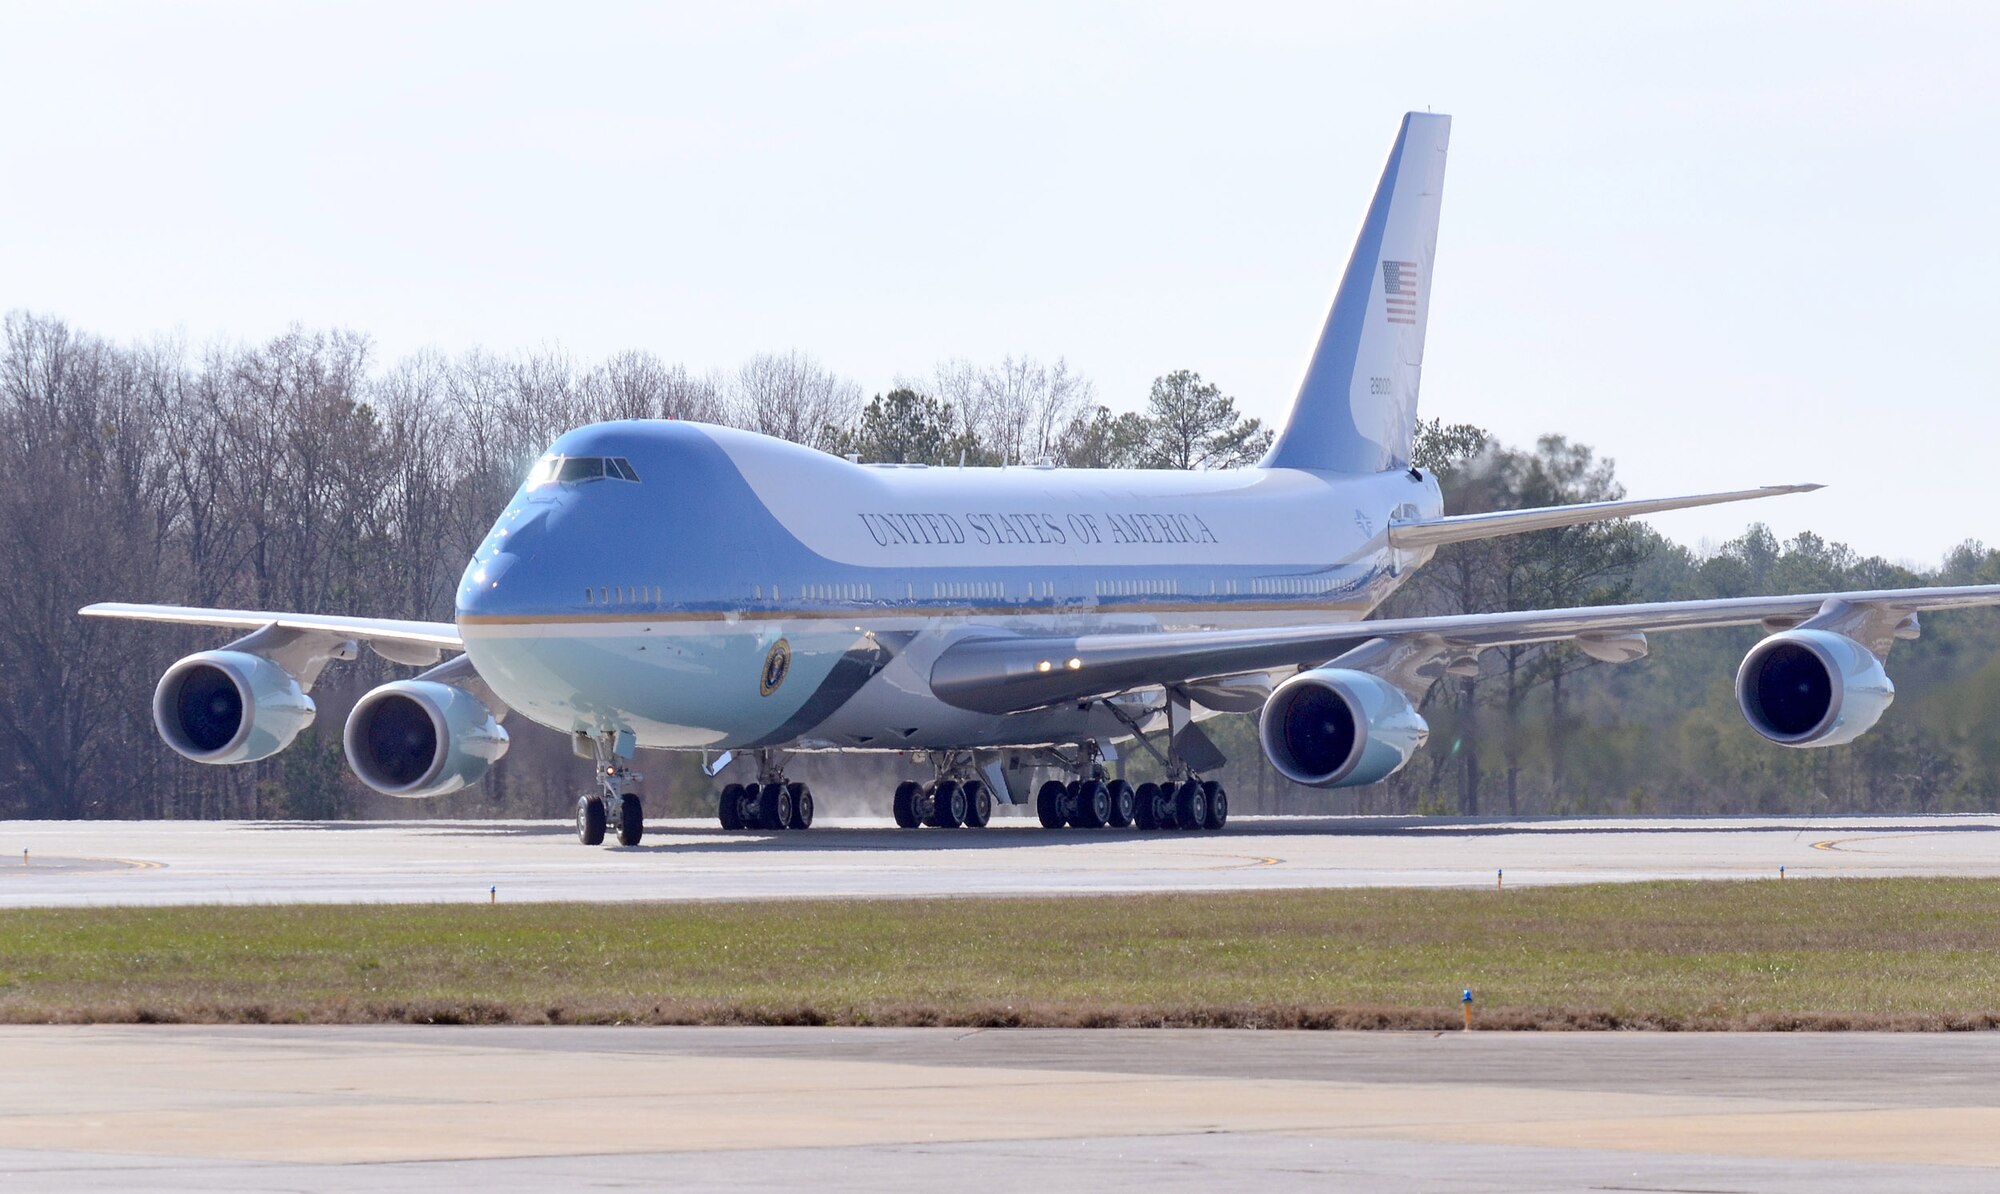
1262, 112, 1450, 474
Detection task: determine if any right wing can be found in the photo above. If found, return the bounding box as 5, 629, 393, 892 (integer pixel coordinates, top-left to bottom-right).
929, 584, 2000, 715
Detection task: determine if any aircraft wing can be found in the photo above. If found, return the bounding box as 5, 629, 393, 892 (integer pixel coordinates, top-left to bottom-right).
1385, 484, 1821, 550
929, 584, 2000, 715
79, 603, 461, 666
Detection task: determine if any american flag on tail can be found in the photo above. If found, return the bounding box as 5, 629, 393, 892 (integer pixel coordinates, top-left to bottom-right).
1382, 260, 1418, 325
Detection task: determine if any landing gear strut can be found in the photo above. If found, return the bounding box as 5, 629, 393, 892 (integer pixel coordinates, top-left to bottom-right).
890, 752, 993, 831
1040, 700, 1230, 834
578, 732, 645, 847
716, 750, 816, 832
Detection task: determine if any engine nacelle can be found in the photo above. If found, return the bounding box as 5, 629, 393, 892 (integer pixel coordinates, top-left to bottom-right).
152, 650, 316, 764
1258, 668, 1430, 788
343, 681, 510, 798
1735, 628, 1894, 748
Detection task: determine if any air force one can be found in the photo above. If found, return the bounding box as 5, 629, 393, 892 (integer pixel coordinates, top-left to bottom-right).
84, 112, 2000, 844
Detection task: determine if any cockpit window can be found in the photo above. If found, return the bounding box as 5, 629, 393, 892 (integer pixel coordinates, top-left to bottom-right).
526, 455, 641, 490
558, 456, 604, 483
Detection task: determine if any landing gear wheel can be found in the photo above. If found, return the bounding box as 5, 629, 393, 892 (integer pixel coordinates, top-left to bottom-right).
1173, 780, 1208, 831
1073, 780, 1110, 829
1106, 780, 1136, 828
615, 793, 644, 846
787, 782, 813, 830
718, 783, 745, 831
758, 781, 794, 830
1202, 781, 1227, 830
893, 780, 923, 829
1036, 780, 1067, 829
928, 780, 966, 829
577, 794, 606, 845
1132, 783, 1161, 831
962, 780, 992, 828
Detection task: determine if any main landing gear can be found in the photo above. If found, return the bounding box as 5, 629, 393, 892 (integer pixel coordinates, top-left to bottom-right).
1033, 739, 1227, 833
576, 733, 645, 847
715, 750, 816, 832
890, 752, 993, 831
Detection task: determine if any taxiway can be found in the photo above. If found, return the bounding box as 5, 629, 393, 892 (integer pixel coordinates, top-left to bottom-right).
4, 1026, 1998, 1191
4, 813, 2000, 907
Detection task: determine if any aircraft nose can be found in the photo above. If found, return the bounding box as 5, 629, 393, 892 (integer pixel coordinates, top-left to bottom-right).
456, 549, 523, 617
458, 505, 558, 618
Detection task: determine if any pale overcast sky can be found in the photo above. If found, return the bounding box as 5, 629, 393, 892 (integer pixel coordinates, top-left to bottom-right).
2, 2, 1994, 563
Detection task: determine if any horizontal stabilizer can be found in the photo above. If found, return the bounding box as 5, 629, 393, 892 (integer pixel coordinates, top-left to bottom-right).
1385, 484, 1822, 550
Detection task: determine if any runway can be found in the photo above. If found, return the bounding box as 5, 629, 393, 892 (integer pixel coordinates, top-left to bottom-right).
5, 813, 2000, 907
4, 1026, 1998, 1191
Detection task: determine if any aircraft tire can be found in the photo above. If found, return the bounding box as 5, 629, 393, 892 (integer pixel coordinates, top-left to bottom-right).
893, 781, 923, 829
1106, 780, 1136, 828
1132, 783, 1160, 831
759, 782, 793, 830
1074, 780, 1109, 829
1202, 781, 1227, 830
963, 780, 992, 828
614, 794, 644, 846
1173, 781, 1207, 831
1035, 780, 1067, 829
788, 782, 813, 830
576, 794, 606, 845
929, 780, 966, 828
718, 783, 745, 831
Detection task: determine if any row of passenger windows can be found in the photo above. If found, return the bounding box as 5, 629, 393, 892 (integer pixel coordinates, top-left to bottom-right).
1249, 577, 1338, 594
527, 455, 642, 489
1094, 579, 1181, 597
575, 578, 1337, 608
584, 585, 662, 605
728, 579, 1337, 603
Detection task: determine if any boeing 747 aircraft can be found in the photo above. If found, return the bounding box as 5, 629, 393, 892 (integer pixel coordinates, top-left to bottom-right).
84, 113, 2000, 846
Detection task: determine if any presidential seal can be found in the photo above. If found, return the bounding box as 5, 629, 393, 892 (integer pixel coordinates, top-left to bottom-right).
759, 638, 791, 697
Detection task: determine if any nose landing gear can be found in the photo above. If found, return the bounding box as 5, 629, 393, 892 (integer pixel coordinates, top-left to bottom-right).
577, 731, 645, 847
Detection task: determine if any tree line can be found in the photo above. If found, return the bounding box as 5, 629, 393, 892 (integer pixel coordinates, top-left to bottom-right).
3, 309, 1997, 822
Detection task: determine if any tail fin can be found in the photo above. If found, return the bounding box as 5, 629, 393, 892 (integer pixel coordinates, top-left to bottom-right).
1262, 112, 1450, 474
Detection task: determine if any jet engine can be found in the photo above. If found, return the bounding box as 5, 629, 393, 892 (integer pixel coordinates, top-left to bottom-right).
1257, 668, 1430, 788
1735, 628, 1894, 748
343, 680, 510, 798
152, 650, 316, 764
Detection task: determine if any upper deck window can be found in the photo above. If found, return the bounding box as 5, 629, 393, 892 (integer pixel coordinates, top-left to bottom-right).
526, 455, 641, 490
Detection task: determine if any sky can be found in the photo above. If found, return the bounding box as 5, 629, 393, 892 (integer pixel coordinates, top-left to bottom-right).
2, 2, 1995, 564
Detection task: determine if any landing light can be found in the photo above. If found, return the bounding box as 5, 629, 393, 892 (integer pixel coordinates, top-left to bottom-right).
1067, 657, 1083, 670
1036, 660, 1052, 673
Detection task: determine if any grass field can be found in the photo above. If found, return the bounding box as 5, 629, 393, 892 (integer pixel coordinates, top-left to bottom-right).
4, 878, 2000, 1029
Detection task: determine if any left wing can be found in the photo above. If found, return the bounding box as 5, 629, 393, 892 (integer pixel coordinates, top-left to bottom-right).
80, 603, 460, 669
1386, 484, 1821, 550
930, 584, 2000, 714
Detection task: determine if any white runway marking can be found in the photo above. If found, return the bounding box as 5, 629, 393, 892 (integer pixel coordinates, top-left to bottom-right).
5, 814, 2000, 907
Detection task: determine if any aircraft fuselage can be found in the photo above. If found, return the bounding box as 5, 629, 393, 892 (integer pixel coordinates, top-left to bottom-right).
454, 419, 1442, 751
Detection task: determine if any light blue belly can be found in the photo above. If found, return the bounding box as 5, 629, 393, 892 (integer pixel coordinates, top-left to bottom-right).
461, 621, 881, 749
